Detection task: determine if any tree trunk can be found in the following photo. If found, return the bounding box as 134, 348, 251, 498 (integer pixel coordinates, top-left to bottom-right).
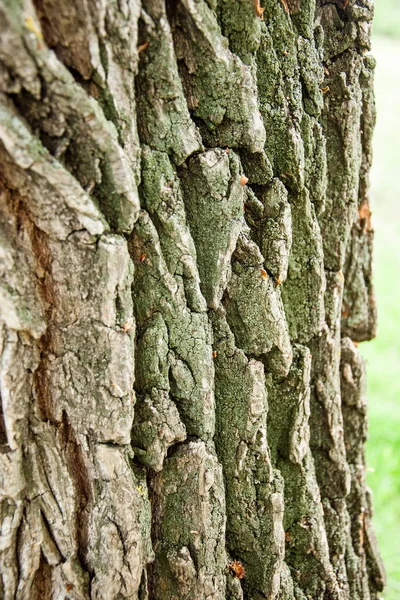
0, 0, 386, 599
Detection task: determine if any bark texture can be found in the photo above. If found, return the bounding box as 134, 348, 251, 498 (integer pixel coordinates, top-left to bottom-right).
0, 0, 385, 599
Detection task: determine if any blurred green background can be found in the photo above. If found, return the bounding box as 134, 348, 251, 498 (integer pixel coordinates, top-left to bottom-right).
360, 3, 400, 599
373, 0, 400, 38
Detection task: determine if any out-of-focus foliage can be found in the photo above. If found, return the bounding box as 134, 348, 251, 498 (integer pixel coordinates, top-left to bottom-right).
374, 0, 400, 38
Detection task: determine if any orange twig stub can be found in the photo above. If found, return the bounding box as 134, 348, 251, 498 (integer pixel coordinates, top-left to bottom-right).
254, 0, 264, 19
358, 201, 372, 232
228, 560, 246, 579
260, 269, 268, 280
138, 42, 149, 53
240, 175, 249, 186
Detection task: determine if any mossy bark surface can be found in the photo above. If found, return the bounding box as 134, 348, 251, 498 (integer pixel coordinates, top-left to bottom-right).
0, 1, 385, 599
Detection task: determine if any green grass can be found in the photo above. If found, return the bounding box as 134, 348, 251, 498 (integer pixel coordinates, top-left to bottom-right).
359, 35, 400, 600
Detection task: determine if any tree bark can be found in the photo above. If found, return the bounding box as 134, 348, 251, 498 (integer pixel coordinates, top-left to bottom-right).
0, 0, 385, 599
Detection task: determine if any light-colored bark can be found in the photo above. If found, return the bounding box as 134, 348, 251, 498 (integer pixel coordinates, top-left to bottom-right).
0, 0, 385, 599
